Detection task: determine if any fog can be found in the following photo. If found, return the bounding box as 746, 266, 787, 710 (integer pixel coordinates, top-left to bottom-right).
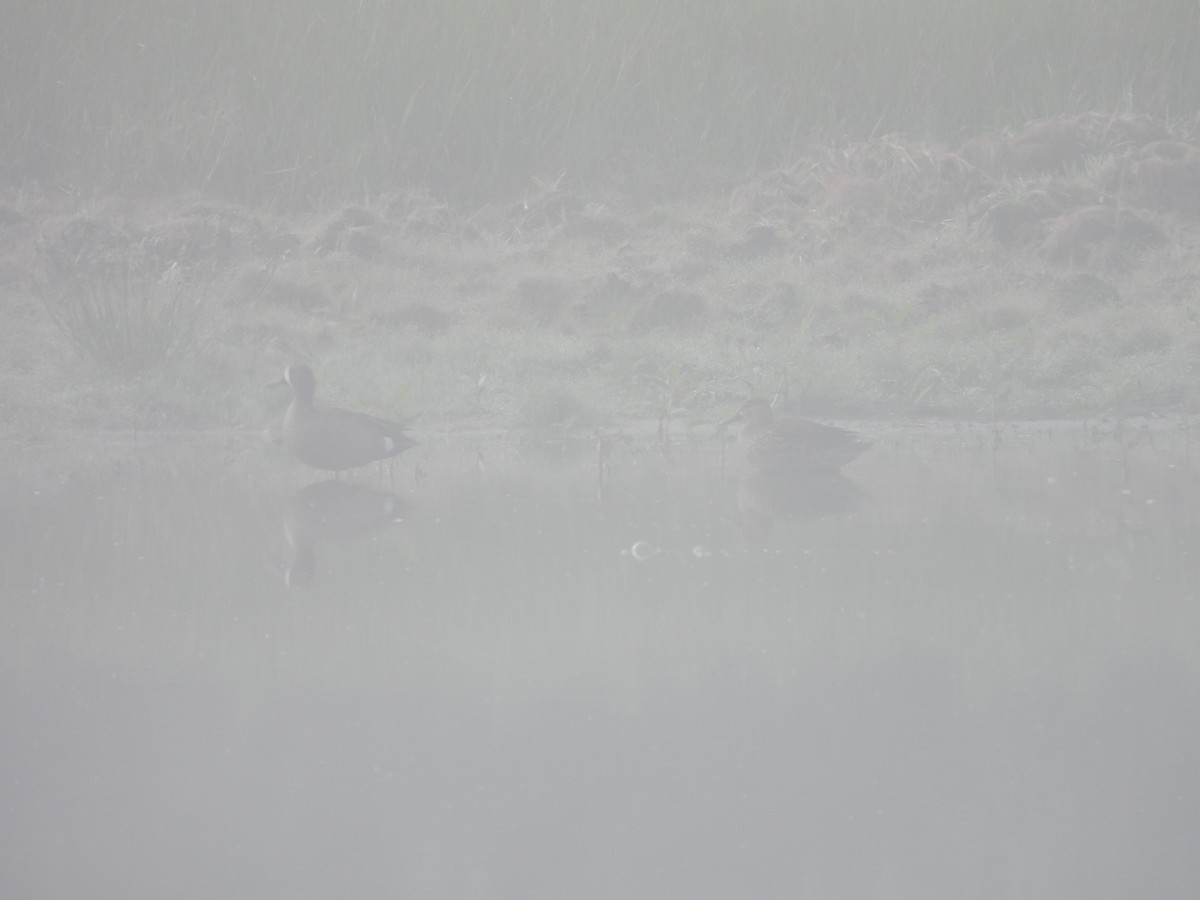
3, 3, 1200, 898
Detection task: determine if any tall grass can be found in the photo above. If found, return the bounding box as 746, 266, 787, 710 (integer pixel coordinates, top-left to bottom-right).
4, 0, 1199, 205
39, 247, 215, 374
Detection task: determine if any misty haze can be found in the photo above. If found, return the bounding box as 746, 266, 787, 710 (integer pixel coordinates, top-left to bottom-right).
2, 2, 1199, 898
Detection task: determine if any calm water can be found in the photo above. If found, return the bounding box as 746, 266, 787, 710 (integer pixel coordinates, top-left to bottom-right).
2, 423, 1198, 900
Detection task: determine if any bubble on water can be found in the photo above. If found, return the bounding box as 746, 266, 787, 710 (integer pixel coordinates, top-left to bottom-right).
628, 540, 657, 561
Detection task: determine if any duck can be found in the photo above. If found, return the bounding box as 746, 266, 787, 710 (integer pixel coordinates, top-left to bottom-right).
720, 397, 869, 472
276, 364, 417, 472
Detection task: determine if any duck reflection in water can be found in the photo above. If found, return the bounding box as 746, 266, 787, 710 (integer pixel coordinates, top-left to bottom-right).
736, 470, 863, 544
283, 480, 409, 587
719, 398, 870, 542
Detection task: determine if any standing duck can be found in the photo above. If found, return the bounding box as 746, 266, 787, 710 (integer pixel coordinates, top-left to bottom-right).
721, 398, 868, 472
277, 364, 416, 472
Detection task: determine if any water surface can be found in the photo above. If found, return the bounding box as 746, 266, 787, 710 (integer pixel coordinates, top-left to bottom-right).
2, 423, 1197, 899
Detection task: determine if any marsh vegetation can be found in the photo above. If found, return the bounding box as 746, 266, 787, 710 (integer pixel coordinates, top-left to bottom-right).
1, 1, 1198, 437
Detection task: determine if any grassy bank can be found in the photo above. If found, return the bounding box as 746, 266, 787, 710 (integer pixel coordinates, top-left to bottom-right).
2, 110, 1199, 440
2, 2, 1200, 438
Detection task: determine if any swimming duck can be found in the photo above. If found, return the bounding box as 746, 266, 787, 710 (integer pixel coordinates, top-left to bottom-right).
277, 364, 416, 472
721, 397, 868, 472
